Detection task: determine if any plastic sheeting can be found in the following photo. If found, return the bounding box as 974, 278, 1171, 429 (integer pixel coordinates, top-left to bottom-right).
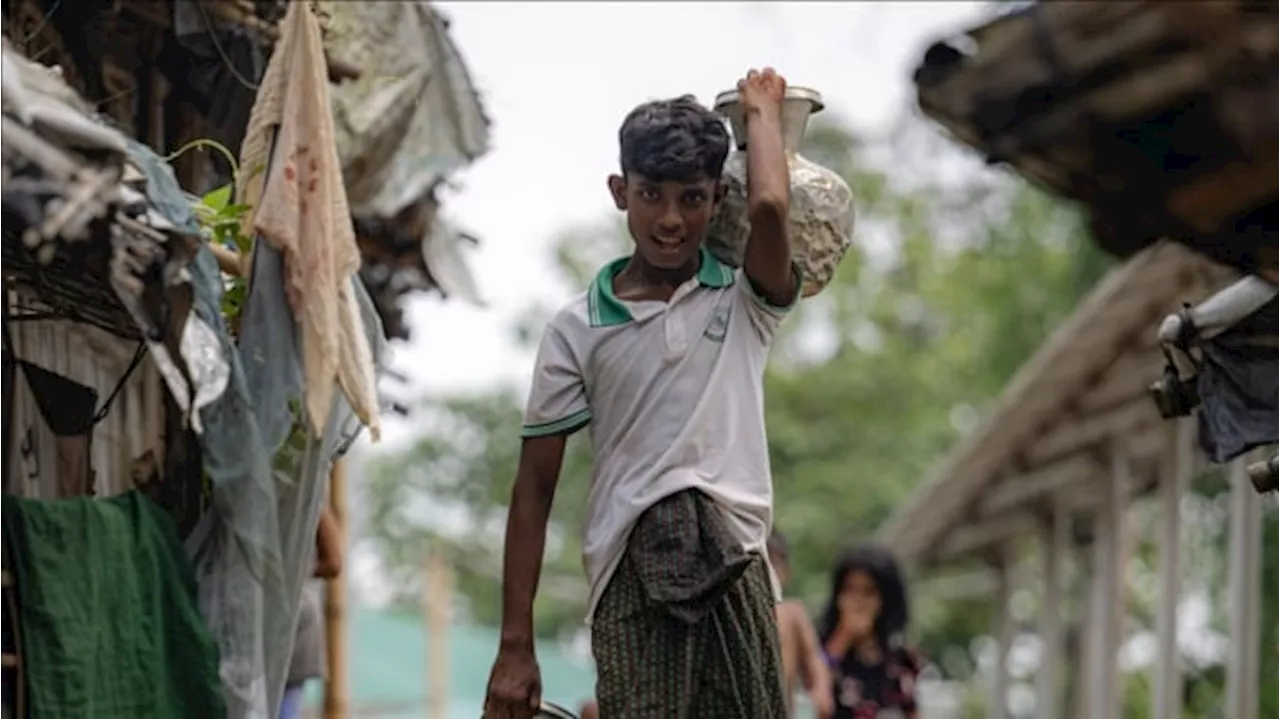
128, 139, 386, 718
1197, 299, 1278, 463
185, 240, 386, 719
322, 1, 488, 220
239, 230, 387, 716
321, 1, 492, 311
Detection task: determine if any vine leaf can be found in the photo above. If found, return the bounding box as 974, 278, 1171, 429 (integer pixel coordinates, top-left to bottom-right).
202, 185, 232, 213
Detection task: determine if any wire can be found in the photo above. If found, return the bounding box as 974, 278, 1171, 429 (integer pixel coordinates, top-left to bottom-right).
13, 0, 63, 44
194, 0, 260, 92
91, 341, 147, 424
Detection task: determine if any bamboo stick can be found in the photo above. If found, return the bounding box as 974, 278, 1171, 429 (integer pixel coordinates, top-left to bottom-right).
323, 460, 349, 719
208, 244, 245, 277
422, 552, 453, 719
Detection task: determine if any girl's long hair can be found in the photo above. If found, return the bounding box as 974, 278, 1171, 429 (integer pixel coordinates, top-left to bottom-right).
817, 543, 909, 652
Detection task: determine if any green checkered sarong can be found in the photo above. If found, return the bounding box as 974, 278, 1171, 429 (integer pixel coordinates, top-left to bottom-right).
591, 490, 786, 718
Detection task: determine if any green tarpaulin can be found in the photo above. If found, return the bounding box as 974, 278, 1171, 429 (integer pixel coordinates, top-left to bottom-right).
304, 606, 595, 717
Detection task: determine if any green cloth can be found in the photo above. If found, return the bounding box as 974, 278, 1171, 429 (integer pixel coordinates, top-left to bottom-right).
3, 490, 225, 719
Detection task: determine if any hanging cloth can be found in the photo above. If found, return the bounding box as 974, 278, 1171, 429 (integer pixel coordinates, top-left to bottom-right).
3, 354, 98, 499
236, 1, 381, 440
1197, 299, 1278, 463
3, 491, 226, 718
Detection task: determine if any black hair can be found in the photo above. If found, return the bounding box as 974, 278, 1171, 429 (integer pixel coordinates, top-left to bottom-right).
817, 543, 909, 651
767, 529, 789, 560
618, 95, 730, 183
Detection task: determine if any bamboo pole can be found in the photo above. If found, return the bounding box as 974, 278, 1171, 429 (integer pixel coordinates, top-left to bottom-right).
208, 244, 245, 277
323, 460, 349, 719
421, 552, 453, 719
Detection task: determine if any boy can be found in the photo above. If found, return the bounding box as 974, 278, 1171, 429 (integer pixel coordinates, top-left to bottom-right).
484, 68, 799, 719
768, 532, 835, 719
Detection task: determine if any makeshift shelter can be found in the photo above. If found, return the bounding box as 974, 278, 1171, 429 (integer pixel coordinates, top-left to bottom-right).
2, 1, 490, 716
912, 1, 1278, 284
1, 33, 236, 718
877, 243, 1268, 719
3, 0, 490, 339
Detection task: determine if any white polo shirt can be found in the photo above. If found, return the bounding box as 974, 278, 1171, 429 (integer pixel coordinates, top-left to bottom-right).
522, 247, 797, 620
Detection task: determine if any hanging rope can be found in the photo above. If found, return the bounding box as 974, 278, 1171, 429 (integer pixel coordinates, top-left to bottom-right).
90, 341, 148, 425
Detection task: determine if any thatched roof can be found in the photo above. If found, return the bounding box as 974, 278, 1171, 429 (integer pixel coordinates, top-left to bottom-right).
1, 37, 198, 345
913, 1, 1278, 284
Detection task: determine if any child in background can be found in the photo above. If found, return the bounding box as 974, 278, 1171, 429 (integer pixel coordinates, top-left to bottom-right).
768, 531, 835, 719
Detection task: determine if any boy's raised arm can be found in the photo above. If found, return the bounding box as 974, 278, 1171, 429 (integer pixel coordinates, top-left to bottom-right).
740, 67, 798, 308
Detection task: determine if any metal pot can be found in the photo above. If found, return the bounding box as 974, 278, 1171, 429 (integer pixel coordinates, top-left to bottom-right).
705, 86, 856, 298
713, 86, 824, 152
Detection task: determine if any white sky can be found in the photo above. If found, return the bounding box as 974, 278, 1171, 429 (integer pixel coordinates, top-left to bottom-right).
377, 1, 988, 444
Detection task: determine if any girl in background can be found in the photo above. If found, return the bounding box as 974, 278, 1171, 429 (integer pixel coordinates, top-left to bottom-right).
818, 545, 921, 719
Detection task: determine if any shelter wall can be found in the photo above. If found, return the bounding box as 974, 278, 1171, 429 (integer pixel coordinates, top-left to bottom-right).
6, 317, 166, 498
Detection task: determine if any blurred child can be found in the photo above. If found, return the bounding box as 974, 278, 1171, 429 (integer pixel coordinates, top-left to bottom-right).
768, 531, 835, 719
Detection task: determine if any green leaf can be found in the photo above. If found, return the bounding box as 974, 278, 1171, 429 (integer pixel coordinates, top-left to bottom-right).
218, 203, 254, 219
201, 184, 233, 213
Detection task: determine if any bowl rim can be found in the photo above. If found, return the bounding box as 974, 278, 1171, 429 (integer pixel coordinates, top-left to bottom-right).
713, 86, 824, 114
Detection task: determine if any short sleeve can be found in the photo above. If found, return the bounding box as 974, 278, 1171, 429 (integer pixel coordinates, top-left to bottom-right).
521, 323, 591, 438
737, 263, 803, 342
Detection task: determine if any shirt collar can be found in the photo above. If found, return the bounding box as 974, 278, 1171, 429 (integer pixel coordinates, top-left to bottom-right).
586, 247, 735, 327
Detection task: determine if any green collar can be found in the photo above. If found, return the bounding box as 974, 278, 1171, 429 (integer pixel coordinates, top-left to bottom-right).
586, 247, 735, 327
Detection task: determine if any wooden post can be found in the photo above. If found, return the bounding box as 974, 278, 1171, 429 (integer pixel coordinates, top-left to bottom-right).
1037, 503, 1067, 719
172, 103, 206, 192
1152, 420, 1191, 719
988, 549, 1013, 719
1086, 450, 1129, 719
323, 460, 349, 719
1225, 456, 1262, 719
1069, 534, 1095, 719
422, 552, 454, 719
146, 67, 167, 154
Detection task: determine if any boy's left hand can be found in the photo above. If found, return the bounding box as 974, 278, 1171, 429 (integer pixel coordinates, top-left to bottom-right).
738, 67, 786, 117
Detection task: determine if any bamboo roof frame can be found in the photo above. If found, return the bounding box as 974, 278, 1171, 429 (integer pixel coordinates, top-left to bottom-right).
878, 242, 1238, 566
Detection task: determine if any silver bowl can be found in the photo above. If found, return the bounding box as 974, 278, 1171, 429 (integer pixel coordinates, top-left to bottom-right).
713, 86, 824, 151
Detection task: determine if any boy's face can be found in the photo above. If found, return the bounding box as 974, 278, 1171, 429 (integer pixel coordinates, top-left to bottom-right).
608, 172, 723, 270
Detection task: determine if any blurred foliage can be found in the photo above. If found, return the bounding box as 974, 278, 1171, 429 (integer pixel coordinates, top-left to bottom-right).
363, 111, 1276, 716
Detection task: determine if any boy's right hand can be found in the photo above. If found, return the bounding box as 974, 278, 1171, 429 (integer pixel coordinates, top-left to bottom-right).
484, 643, 542, 719
737, 67, 787, 118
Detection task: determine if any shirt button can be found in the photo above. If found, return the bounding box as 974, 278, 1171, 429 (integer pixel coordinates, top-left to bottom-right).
664, 315, 687, 358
